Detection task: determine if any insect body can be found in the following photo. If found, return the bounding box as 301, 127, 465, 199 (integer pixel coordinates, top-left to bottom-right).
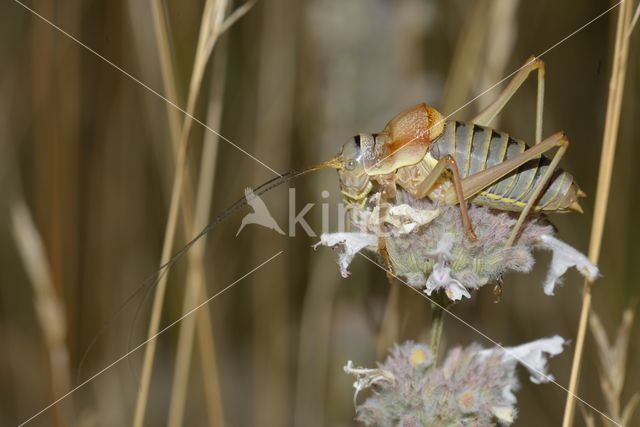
339, 106, 582, 213
336, 57, 584, 245
83, 58, 579, 357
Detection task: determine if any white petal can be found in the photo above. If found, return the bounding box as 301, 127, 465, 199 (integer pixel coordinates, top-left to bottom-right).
491, 406, 515, 424
481, 335, 566, 384
424, 262, 470, 301
537, 235, 599, 295
314, 232, 378, 277
445, 280, 471, 301
343, 360, 394, 406
387, 204, 440, 233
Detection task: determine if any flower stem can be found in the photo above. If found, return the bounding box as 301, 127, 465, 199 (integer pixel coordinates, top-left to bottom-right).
430, 303, 445, 365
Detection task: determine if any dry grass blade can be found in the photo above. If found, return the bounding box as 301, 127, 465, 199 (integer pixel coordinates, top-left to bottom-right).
580, 403, 598, 427
132, 1, 254, 425
627, 0, 640, 36
148, 0, 230, 425
588, 306, 637, 426
219, 0, 256, 35
150, 0, 182, 143
441, 0, 490, 114
579, 306, 638, 426
168, 40, 229, 427
622, 393, 640, 426
562, 1, 633, 425
10, 199, 74, 427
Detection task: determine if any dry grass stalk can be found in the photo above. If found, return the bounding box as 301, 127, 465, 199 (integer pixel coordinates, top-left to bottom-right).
133, 1, 243, 425
250, 0, 298, 423
440, 0, 490, 115
148, 0, 230, 425
376, 279, 402, 358
149, 0, 182, 146
580, 306, 638, 426
562, 1, 634, 425
167, 41, 229, 427
10, 199, 74, 427
293, 250, 342, 427
629, 1, 640, 36
477, 0, 520, 130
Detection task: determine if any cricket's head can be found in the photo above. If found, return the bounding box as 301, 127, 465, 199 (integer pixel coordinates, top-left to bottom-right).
334, 104, 445, 202
336, 134, 372, 202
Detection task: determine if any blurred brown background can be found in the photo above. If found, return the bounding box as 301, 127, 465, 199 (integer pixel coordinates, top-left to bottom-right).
0, 0, 638, 426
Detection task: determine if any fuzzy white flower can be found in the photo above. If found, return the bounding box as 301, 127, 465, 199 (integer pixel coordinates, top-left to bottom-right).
348, 337, 567, 426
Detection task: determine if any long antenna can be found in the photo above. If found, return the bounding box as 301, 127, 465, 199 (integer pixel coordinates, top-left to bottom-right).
77, 157, 342, 381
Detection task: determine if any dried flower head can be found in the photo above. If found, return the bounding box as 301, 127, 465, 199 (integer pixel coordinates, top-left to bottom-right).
315, 190, 598, 300
345, 336, 566, 426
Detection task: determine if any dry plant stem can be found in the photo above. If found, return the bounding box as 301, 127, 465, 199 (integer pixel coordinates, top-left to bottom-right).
441, 0, 489, 115
478, 0, 520, 109
562, 2, 633, 426
377, 281, 401, 358
293, 250, 342, 427
132, 84, 192, 427
10, 200, 74, 427
150, 0, 182, 147
168, 42, 228, 427
195, 285, 225, 427
133, 1, 229, 425
430, 303, 444, 366
149, 0, 226, 424
250, 0, 297, 423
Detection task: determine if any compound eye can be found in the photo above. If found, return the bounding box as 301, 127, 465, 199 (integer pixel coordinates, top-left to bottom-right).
346, 159, 357, 170
353, 134, 361, 147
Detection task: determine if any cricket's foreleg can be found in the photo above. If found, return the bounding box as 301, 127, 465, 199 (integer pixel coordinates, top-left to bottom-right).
472, 55, 545, 143
413, 155, 477, 241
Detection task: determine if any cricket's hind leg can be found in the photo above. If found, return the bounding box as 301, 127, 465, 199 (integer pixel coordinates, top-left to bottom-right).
472, 55, 545, 144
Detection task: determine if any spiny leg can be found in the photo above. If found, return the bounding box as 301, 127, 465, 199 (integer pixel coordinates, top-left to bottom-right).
472, 55, 545, 144
444, 132, 566, 200
505, 135, 568, 246
378, 236, 396, 280
493, 275, 503, 303
413, 155, 477, 241
371, 191, 397, 278
440, 132, 569, 244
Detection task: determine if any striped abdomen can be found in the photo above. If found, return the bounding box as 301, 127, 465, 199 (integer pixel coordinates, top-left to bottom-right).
429, 121, 582, 213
